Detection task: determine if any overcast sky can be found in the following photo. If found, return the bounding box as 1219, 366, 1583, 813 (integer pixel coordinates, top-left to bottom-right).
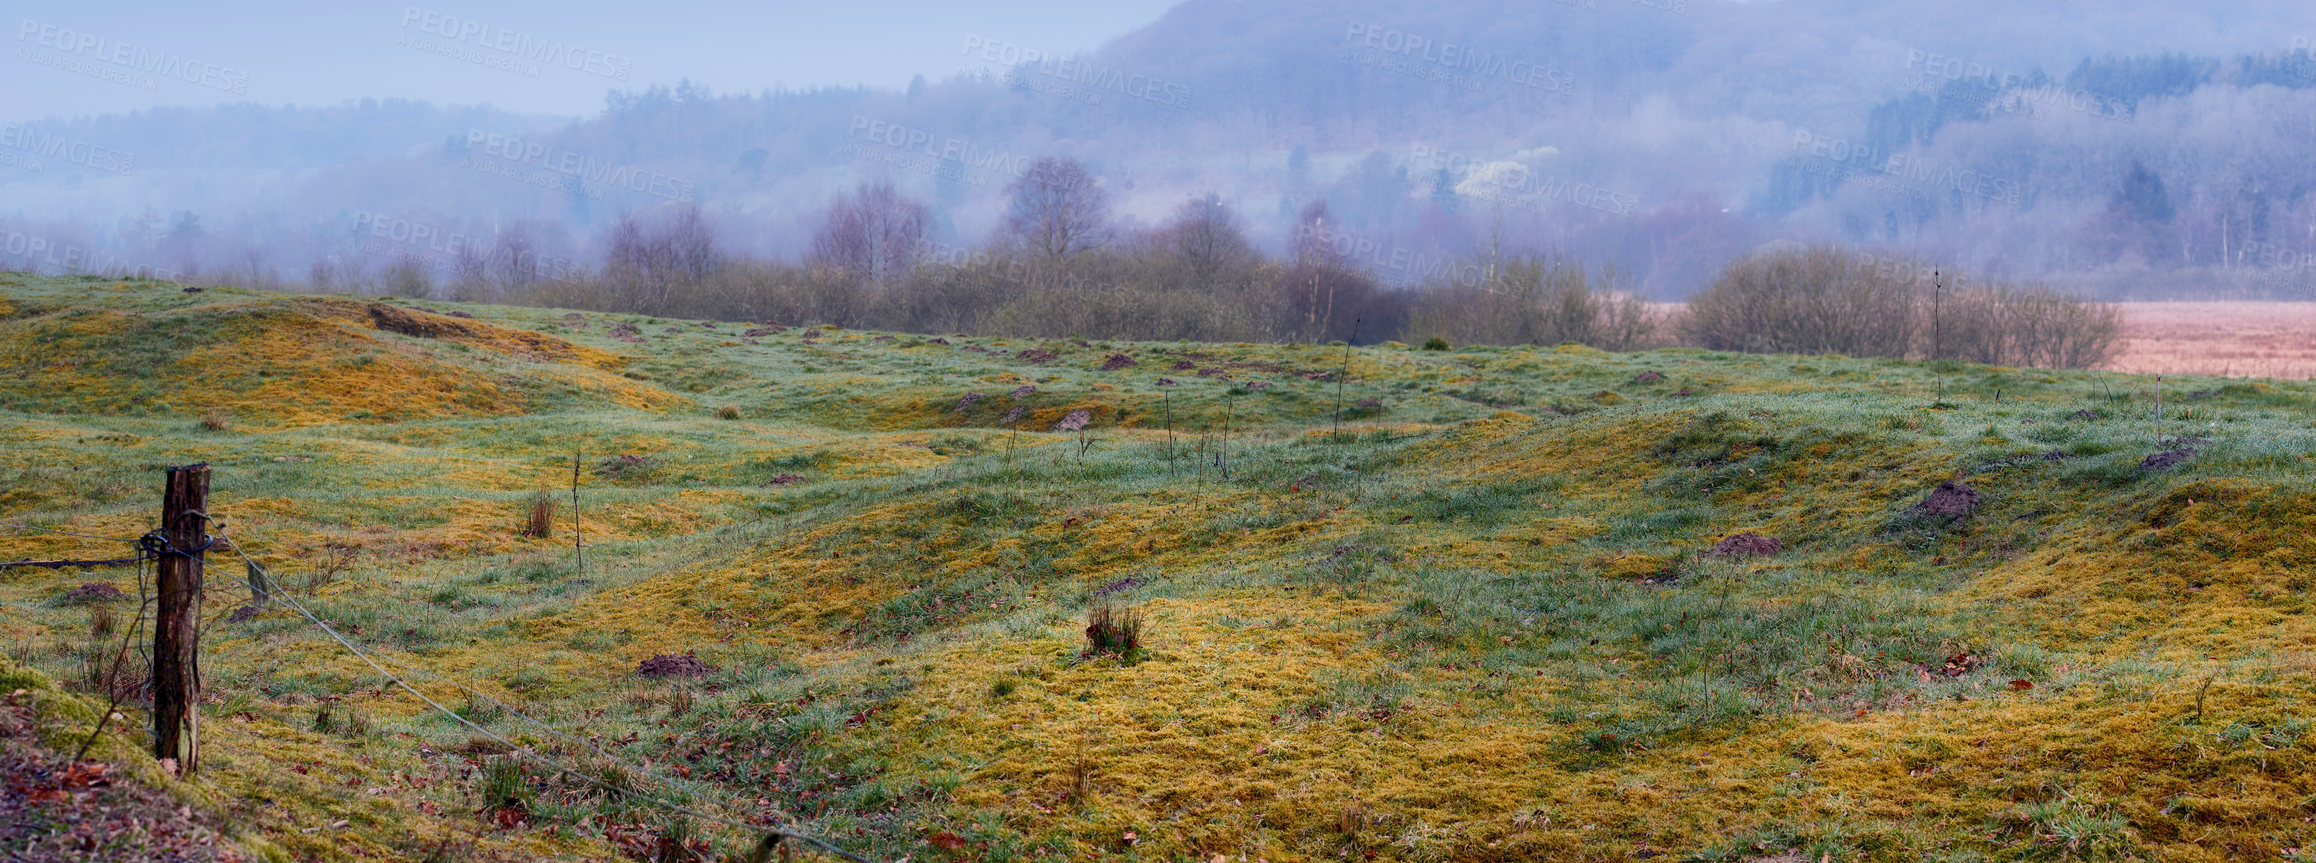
3, 0, 1181, 122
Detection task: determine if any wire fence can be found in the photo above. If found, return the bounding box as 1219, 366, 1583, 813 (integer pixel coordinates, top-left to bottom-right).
212, 528, 876, 862
5, 510, 878, 862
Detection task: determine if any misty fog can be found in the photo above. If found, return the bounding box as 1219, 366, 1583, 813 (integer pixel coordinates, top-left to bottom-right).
8, 0, 2316, 319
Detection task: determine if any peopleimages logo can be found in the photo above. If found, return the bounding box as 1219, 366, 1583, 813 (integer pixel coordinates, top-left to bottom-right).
350, 210, 584, 279
848, 116, 1037, 178
1790, 130, 2027, 206
398, 7, 632, 81
960, 35, 1191, 108
0, 230, 181, 280
0, 123, 135, 175
462, 130, 693, 202
15, 20, 249, 93
1343, 23, 1575, 95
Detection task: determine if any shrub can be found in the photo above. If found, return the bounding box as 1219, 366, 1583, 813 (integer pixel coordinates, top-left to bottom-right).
715, 404, 742, 420
1683, 246, 2121, 368
1422, 336, 1451, 351
1681, 245, 1919, 356
1406, 255, 1661, 351
199, 411, 231, 432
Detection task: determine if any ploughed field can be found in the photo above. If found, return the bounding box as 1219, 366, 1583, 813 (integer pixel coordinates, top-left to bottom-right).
3, 273, 2315, 862
2108, 301, 2316, 380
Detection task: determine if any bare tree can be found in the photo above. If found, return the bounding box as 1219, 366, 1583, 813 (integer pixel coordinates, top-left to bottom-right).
664, 203, 718, 286
809, 181, 931, 288
490, 224, 538, 296
448, 241, 490, 303
383, 251, 434, 299
602, 205, 720, 314
1159, 193, 1255, 293
1002, 157, 1111, 261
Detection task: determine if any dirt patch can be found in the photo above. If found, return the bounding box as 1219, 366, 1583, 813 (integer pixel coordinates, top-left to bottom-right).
2140, 449, 2198, 471
1092, 576, 1145, 596
636, 653, 714, 679
57, 583, 124, 605
1707, 533, 1782, 558
367, 303, 481, 339
1910, 481, 1981, 522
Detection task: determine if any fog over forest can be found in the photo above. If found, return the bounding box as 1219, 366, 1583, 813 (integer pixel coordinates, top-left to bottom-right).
9, 0, 2316, 317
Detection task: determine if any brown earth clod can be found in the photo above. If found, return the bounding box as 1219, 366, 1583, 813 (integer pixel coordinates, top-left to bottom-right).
1707, 533, 1782, 558
1910, 481, 1982, 522
636, 653, 714, 679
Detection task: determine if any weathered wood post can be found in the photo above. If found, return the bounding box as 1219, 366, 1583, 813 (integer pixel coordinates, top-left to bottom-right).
153, 463, 209, 774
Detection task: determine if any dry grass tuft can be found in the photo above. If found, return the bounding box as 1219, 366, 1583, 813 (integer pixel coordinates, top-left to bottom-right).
523, 491, 557, 539
1083, 600, 1143, 657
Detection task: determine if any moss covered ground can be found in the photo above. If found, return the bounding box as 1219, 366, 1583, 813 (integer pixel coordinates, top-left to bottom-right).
3, 273, 2315, 861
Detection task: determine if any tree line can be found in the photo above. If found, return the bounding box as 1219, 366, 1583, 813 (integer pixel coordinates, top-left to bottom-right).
297, 156, 2119, 368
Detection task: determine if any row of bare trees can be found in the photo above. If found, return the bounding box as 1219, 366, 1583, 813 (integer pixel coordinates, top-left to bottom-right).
307, 157, 2116, 368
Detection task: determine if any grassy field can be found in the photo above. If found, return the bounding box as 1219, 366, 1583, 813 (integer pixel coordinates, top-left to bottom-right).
3, 273, 2315, 862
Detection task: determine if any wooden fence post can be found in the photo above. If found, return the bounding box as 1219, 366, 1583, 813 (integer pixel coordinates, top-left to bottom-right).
153, 463, 209, 774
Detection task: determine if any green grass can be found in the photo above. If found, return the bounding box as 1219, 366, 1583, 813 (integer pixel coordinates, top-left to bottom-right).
2, 273, 2315, 861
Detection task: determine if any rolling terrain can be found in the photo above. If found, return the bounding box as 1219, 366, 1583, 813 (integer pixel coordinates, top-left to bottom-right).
3, 273, 2315, 861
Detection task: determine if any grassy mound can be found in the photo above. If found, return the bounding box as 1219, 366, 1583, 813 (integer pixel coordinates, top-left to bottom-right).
2, 273, 2314, 861
0, 275, 677, 426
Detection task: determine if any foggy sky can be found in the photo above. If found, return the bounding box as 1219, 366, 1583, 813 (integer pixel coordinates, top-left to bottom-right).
3, 0, 1179, 122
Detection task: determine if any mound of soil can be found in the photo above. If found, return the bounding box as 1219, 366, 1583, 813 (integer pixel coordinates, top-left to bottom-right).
1910, 481, 1981, 521
367, 303, 482, 340
765, 474, 807, 486
2140, 449, 2198, 471
57, 583, 124, 605
1016, 349, 1059, 364
1100, 354, 1137, 371
1633, 371, 1665, 383
1053, 409, 1093, 432
1093, 576, 1146, 596
636, 653, 714, 679
1708, 533, 1782, 558
954, 392, 986, 412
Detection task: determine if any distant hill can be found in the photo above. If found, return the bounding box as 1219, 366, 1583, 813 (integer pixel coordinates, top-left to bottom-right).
8, 0, 2316, 297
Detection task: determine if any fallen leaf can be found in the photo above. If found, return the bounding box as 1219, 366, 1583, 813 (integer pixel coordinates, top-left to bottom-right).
929, 831, 967, 851
2008, 679, 2034, 691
